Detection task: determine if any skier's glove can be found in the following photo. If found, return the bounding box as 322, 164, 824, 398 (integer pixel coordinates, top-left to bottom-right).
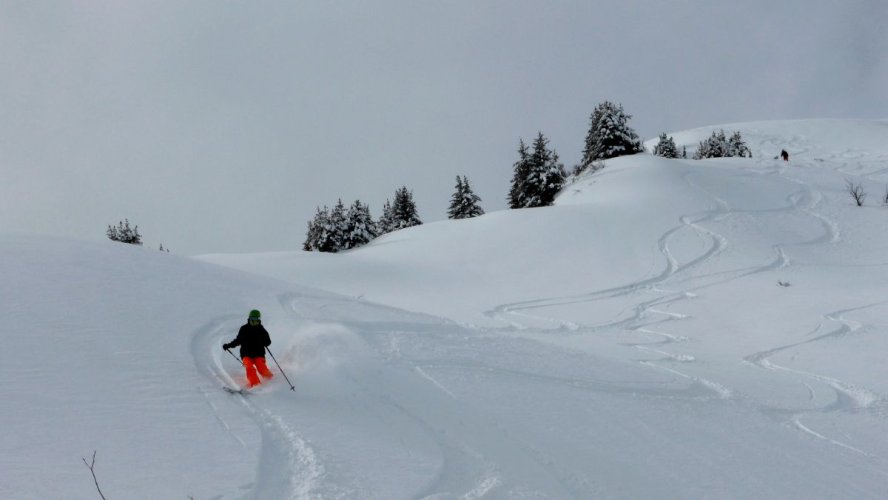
223, 343, 231, 350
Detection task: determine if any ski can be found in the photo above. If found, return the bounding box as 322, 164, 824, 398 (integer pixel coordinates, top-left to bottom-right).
223, 386, 250, 395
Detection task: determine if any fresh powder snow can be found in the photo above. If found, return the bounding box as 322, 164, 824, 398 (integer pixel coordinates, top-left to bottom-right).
4, 119, 888, 498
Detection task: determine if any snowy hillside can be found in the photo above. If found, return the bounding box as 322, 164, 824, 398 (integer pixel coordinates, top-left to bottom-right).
5, 119, 888, 498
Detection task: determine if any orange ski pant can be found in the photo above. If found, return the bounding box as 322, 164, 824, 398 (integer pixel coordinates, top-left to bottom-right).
243, 356, 274, 387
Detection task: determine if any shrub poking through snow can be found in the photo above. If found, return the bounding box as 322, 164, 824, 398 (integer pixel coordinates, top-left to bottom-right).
106, 219, 142, 245
846, 179, 866, 206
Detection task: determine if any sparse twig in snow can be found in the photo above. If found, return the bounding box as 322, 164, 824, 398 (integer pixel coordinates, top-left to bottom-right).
82, 451, 107, 500
846, 179, 866, 206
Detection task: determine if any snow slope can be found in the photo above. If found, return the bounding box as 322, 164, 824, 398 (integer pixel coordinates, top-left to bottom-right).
4, 119, 888, 498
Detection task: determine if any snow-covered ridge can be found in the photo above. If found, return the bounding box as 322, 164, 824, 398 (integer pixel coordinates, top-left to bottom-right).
647, 118, 888, 160
5, 118, 888, 498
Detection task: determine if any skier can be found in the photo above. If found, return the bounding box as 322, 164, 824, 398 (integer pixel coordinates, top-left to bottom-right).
223, 310, 274, 388
780, 149, 789, 161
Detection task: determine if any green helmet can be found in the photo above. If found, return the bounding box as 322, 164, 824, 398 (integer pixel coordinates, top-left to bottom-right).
248, 309, 261, 319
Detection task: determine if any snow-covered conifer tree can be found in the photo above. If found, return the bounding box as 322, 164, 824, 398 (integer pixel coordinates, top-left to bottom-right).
508, 139, 532, 209
694, 130, 722, 159
343, 200, 378, 249
325, 199, 347, 251
728, 131, 751, 158
313, 205, 343, 252
524, 132, 566, 207
653, 133, 680, 158
694, 130, 750, 159
578, 101, 643, 172
390, 186, 422, 230
106, 219, 142, 245
378, 199, 394, 235
303, 206, 329, 251
448, 176, 485, 219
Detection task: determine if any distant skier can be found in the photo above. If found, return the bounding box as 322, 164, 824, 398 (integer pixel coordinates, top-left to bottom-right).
780, 149, 789, 161
223, 310, 274, 388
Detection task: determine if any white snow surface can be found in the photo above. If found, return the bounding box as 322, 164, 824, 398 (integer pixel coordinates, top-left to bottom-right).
5, 119, 888, 498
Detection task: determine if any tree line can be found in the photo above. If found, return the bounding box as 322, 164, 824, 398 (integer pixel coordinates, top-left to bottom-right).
302, 179, 485, 253
105, 101, 753, 252
301, 100, 754, 253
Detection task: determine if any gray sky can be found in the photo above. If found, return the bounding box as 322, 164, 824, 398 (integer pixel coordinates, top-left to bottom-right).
1, 1, 886, 254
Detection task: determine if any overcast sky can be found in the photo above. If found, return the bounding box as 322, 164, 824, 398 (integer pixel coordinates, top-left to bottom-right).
1, 1, 886, 255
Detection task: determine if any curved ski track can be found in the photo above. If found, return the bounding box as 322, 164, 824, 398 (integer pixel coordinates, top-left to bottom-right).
191, 316, 327, 499
485, 144, 888, 456
189, 141, 888, 496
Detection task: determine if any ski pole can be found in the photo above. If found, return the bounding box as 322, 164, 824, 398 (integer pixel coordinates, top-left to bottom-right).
225, 348, 242, 364
266, 347, 296, 391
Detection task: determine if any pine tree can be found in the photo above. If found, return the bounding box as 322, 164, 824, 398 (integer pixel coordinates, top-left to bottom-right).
653, 133, 679, 158
712, 130, 729, 157
378, 199, 395, 235
693, 130, 722, 159
314, 205, 341, 253
326, 199, 348, 251
524, 132, 566, 207
448, 176, 465, 218
390, 186, 422, 230
343, 200, 378, 249
106, 219, 142, 245
508, 139, 532, 209
728, 131, 751, 158
303, 206, 329, 251
448, 176, 484, 219
693, 129, 750, 159
578, 101, 643, 171
692, 136, 710, 159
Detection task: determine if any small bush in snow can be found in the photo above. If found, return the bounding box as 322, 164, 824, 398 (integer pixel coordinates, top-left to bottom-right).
106, 219, 142, 245
846, 179, 866, 207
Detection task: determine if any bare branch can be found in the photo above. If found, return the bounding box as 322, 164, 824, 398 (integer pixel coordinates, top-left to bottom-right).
846, 179, 866, 207
82, 451, 107, 500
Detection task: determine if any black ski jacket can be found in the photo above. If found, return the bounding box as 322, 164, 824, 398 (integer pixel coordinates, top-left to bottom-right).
227, 322, 271, 359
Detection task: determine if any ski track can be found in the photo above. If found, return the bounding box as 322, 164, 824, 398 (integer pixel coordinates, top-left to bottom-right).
280, 295, 536, 499
340, 362, 577, 499
744, 303, 888, 417
190, 314, 327, 500
188, 135, 888, 496
792, 419, 871, 457
484, 140, 888, 453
